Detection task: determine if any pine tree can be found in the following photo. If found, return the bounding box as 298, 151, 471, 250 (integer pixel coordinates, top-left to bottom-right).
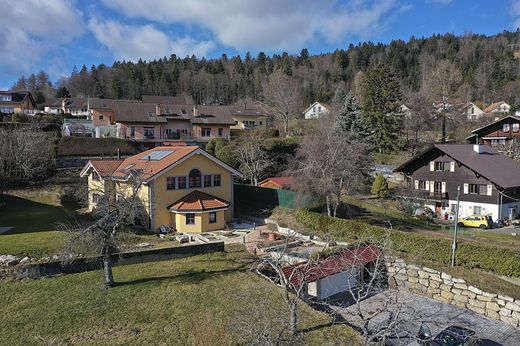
371, 174, 389, 198
360, 64, 404, 153
334, 92, 370, 139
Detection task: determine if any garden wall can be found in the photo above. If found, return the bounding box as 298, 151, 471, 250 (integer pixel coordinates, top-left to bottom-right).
2, 242, 224, 279
386, 257, 520, 327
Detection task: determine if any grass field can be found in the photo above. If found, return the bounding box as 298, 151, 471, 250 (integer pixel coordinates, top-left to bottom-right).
0, 246, 359, 345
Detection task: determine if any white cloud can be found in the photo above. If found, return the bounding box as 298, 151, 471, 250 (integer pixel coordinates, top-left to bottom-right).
100, 0, 402, 52
0, 0, 83, 74
88, 18, 214, 61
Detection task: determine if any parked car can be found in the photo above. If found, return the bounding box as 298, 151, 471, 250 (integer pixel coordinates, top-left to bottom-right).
456, 215, 491, 229
419, 324, 480, 345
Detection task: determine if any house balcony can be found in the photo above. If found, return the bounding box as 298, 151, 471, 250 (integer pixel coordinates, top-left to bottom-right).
418, 191, 449, 200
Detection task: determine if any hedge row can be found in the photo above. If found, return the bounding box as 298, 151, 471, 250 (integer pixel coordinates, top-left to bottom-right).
57, 137, 141, 157
274, 207, 520, 278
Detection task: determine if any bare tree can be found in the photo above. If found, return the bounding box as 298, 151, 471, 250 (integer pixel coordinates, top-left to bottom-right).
60, 170, 147, 288
0, 127, 54, 199
265, 70, 302, 135
235, 130, 274, 186
290, 114, 371, 217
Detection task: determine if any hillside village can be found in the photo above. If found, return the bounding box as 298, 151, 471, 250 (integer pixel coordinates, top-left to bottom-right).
2, 28, 520, 346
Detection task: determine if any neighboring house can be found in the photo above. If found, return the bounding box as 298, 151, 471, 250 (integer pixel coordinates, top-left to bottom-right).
113, 102, 168, 144
433, 99, 484, 120
394, 144, 520, 221
303, 101, 332, 119
483, 101, 511, 115
80, 146, 243, 232
0, 91, 37, 114
281, 245, 380, 300
259, 177, 295, 190
466, 115, 520, 146
230, 101, 270, 130
191, 105, 234, 141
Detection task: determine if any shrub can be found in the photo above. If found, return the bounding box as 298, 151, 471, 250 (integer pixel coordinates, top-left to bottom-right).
371, 174, 389, 198
274, 207, 520, 278
57, 137, 140, 156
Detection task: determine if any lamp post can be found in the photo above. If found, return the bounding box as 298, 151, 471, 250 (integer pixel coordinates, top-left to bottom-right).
451, 186, 461, 267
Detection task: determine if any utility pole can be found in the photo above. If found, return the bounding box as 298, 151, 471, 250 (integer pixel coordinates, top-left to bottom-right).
451, 186, 461, 266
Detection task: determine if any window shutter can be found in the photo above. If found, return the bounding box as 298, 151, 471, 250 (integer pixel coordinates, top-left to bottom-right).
463, 183, 469, 194
414, 180, 419, 189
430, 162, 435, 171
450, 162, 455, 172
425, 181, 430, 191
430, 181, 435, 193
441, 182, 446, 193
487, 185, 492, 196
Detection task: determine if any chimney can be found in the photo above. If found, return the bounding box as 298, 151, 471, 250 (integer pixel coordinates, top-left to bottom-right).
156, 104, 161, 116
473, 144, 483, 154
193, 105, 198, 117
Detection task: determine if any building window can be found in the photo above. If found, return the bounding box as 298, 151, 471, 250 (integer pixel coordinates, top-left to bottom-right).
209, 212, 217, 224
186, 213, 195, 225
130, 126, 136, 137
514, 123, 520, 132
144, 127, 155, 138
433, 162, 450, 171
450, 204, 458, 214
218, 128, 223, 137
473, 206, 482, 215
213, 174, 221, 187
204, 175, 212, 187
202, 128, 211, 137
92, 193, 100, 204
418, 180, 426, 190
469, 184, 487, 195
92, 171, 100, 181
178, 176, 187, 189
189, 169, 201, 188
99, 115, 104, 120
0, 95, 11, 102
503, 123, 510, 132
259, 121, 263, 125
167, 177, 176, 190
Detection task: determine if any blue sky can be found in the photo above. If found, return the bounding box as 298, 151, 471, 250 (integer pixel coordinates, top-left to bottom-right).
0, 0, 519, 89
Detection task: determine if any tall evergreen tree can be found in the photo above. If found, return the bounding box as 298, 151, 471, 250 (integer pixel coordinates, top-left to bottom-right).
360, 64, 404, 153
335, 92, 370, 139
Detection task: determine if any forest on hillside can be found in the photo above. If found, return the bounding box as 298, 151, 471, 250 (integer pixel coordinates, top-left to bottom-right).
11, 31, 520, 109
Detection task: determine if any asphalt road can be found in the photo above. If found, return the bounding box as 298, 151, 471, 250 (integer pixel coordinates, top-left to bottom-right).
329, 290, 520, 346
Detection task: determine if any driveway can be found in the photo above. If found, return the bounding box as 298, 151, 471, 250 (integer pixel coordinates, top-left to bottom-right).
329, 290, 520, 345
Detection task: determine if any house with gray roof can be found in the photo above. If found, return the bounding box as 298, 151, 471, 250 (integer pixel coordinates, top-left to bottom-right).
395, 144, 520, 221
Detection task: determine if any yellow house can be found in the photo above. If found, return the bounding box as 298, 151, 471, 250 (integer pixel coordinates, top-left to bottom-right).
229, 101, 270, 130
80, 146, 243, 233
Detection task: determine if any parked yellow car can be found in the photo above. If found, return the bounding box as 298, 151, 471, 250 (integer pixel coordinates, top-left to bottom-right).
457, 215, 490, 229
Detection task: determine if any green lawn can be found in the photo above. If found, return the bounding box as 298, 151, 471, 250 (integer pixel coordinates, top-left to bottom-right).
0, 231, 67, 257
0, 194, 74, 234
0, 246, 359, 345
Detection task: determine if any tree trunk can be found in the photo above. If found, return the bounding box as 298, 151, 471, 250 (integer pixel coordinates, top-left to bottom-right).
103, 251, 114, 288
326, 195, 331, 217
289, 302, 298, 336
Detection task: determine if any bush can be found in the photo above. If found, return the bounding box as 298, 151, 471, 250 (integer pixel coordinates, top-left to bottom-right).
274, 207, 520, 278
11, 113, 30, 123
57, 137, 140, 157
371, 174, 389, 198
216, 143, 237, 167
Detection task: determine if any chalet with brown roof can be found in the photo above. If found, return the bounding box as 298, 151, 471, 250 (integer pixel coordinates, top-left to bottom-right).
80, 146, 243, 233
0, 91, 37, 113
466, 115, 520, 146
395, 144, 520, 221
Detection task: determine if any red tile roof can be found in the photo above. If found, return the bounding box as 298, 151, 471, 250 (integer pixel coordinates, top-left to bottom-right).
483, 101, 507, 113
169, 190, 230, 211
111, 146, 199, 181
89, 159, 123, 177
281, 245, 381, 287
260, 177, 295, 188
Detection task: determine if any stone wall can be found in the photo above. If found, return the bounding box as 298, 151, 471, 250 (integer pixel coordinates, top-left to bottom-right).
386, 257, 520, 328
1, 242, 224, 279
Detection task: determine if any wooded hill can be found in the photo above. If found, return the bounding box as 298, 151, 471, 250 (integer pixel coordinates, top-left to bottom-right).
12, 31, 520, 109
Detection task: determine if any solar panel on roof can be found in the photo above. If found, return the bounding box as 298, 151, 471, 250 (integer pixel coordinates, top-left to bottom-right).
140, 150, 174, 161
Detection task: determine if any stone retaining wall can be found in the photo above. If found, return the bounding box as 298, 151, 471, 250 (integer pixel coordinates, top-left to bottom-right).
1, 242, 224, 279
386, 257, 520, 327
